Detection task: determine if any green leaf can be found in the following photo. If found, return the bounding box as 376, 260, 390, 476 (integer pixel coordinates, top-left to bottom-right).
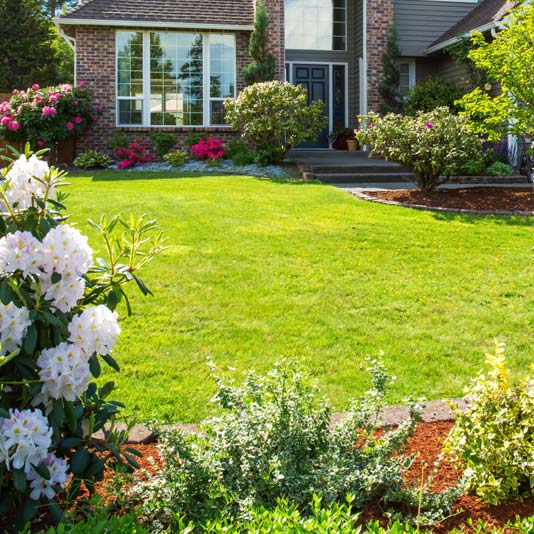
40, 312, 65, 329
100, 381, 115, 399
22, 324, 37, 354
21, 499, 37, 523
34, 462, 51, 481
123, 453, 140, 469
48, 501, 64, 523
51, 272, 62, 284
65, 401, 77, 433
89, 355, 101, 378
0, 408, 8, 419
50, 399, 65, 428
70, 448, 91, 475
59, 437, 83, 449
13, 468, 26, 493
102, 354, 120, 372
132, 274, 152, 296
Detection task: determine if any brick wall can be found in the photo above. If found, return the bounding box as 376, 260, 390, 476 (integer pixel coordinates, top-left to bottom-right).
366, 0, 394, 112
262, 0, 285, 81
74, 27, 251, 155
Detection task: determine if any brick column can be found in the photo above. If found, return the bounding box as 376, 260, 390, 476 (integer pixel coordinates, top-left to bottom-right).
262, 0, 285, 81
75, 26, 116, 153
366, 0, 394, 112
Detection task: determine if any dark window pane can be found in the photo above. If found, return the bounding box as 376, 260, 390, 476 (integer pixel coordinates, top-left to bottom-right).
118, 99, 143, 125
210, 101, 226, 125
333, 36, 346, 50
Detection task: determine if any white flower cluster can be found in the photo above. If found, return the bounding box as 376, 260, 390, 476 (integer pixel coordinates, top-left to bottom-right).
0, 302, 31, 355
34, 342, 90, 407
27, 453, 69, 500
0, 224, 93, 313
0, 408, 52, 471
69, 305, 121, 357
1, 154, 52, 212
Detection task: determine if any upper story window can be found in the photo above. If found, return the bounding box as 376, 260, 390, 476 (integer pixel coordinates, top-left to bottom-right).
116, 30, 236, 127
285, 0, 347, 51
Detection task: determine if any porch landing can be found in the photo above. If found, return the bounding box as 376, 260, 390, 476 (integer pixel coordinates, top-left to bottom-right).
285, 149, 414, 184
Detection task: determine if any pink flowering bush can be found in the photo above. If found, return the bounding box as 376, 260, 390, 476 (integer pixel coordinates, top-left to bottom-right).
356, 107, 482, 191
0, 82, 100, 148
115, 138, 155, 169
190, 137, 225, 162
0, 145, 166, 529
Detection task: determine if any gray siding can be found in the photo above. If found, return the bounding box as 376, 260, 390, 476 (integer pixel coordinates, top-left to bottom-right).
394, 0, 479, 57
435, 54, 469, 86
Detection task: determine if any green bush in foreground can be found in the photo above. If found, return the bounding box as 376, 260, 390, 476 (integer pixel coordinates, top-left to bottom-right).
446, 343, 534, 505
131, 360, 459, 532
163, 149, 188, 168
485, 161, 514, 177
73, 150, 112, 169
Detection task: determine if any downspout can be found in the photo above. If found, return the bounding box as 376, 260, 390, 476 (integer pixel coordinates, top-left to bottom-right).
362, 0, 368, 116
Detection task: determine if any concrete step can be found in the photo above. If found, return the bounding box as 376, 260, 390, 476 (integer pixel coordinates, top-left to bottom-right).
305, 172, 415, 184
298, 164, 410, 174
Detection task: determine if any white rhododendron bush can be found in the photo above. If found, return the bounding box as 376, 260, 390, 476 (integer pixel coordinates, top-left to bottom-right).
0, 146, 165, 529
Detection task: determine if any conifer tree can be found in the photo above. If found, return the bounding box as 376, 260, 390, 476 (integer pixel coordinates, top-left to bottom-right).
378, 24, 403, 114
243, 0, 276, 85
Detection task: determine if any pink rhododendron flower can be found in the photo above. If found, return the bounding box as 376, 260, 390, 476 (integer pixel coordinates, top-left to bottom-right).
77, 81, 85, 87
66, 122, 74, 130
8, 121, 20, 131
49, 93, 61, 102
12, 89, 18, 94
31, 84, 40, 91
37, 139, 45, 147
62, 84, 72, 92
0, 116, 12, 126
73, 100, 79, 105
190, 138, 225, 161
36, 96, 45, 103
0, 102, 11, 113
74, 116, 82, 124
42, 106, 57, 117
91, 114, 97, 121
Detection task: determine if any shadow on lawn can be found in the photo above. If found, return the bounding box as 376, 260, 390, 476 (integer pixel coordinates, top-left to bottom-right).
432, 211, 534, 227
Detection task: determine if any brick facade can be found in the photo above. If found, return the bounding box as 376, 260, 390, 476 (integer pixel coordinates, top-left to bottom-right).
263, 0, 285, 81
366, 0, 394, 112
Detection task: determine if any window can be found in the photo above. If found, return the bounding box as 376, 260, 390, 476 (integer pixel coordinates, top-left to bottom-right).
116, 31, 236, 127
398, 60, 415, 98
285, 0, 347, 51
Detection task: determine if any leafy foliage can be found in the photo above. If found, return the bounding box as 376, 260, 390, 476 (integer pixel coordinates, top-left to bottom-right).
357, 107, 482, 191
149, 132, 176, 160
74, 150, 112, 170
115, 139, 155, 169
485, 161, 513, 177
131, 359, 458, 531
445, 36, 489, 92
163, 149, 188, 168
378, 24, 403, 114
225, 81, 327, 163
457, 4, 534, 141
446, 343, 534, 505
405, 77, 464, 115
224, 139, 256, 166
243, 0, 275, 85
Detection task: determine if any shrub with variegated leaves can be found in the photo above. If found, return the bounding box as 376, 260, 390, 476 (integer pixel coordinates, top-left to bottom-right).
0, 145, 166, 530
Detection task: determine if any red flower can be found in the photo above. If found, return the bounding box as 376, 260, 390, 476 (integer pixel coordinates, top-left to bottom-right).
66, 121, 74, 130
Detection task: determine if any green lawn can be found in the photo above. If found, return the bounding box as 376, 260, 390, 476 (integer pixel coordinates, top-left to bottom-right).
66, 171, 534, 422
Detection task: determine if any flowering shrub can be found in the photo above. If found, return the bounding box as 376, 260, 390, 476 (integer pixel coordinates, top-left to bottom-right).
0, 145, 165, 530
115, 139, 155, 169
445, 343, 534, 505
0, 82, 100, 148
190, 138, 225, 161
225, 81, 327, 163
357, 107, 482, 192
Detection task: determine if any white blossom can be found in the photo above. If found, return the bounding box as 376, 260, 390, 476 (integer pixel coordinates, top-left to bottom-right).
26, 453, 69, 500
40, 270, 85, 313
33, 342, 90, 408
68, 305, 120, 357
0, 302, 31, 355
1, 155, 52, 212
0, 231, 42, 277
0, 408, 52, 471
40, 224, 93, 276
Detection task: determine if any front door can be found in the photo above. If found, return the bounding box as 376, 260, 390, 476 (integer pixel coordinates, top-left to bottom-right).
292, 64, 329, 148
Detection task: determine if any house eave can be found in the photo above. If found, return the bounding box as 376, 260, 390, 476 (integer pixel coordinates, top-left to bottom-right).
424, 21, 500, 54
54, 17, 254, 31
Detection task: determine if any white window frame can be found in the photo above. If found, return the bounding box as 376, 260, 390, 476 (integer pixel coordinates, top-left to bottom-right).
397, 59, 416, 99
115, 30, 237, 128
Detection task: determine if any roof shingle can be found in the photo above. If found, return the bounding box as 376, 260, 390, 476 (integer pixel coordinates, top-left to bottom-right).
60, 0, 255, 27
428, 0, 516, 50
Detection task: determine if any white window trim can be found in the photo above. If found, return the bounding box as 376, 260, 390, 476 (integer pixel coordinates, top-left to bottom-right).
397, 58, 416, 99
115, 30, 237, 128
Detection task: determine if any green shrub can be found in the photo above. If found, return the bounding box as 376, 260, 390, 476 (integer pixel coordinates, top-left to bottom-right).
44, 512, 148, 533
163, 149, 188, 167
445, 343, 534, 505
357, 107, 482, 191
405, 77, 464, 115
485, 161, 514, 176
455, 158, 485, 176
225, 81, 327, 164
184, 132, 208, 150
225, 139, 256, 166
73, 150, 112, 169
132, 359, 458, 531
110, 130, 130, 150
150, 132, 177, 159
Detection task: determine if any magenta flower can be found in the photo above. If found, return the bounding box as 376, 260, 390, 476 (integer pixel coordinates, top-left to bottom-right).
66, 121, 74, 130
12, 89, 18, 94
369, 122, 375, 128
0, 116, 12, 126
31, 84, 40, 91
425, 122, 433, 129
73, 100, 79, 105
0, 102, 11, 113
74, 116, 83, 124
91, 114, 98, 121
8, 121, 20, 131
62, 84, 72, 92
49, 93, 61, 102
77, 81, 86, 87
42, 106, 57, 117
37, 139, 45, 147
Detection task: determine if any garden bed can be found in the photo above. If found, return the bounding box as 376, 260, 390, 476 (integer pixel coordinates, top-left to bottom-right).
362, 187, 534, 215
76, 422, 534, 533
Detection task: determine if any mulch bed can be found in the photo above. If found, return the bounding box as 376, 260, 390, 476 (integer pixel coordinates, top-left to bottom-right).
365, 187, 534, 214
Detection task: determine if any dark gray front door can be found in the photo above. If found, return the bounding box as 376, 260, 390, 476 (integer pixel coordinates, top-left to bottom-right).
293, 64, 329, 148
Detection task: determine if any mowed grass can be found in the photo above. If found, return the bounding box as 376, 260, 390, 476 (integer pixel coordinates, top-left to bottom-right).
66, 171, 534, 422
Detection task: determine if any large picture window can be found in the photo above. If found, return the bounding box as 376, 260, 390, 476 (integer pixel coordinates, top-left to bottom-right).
285, 0, 347, 51
116, 31, 236, 127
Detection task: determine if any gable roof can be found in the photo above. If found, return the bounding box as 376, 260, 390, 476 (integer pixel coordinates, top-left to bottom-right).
58, 0, 255, 29
426, 0, 516, 53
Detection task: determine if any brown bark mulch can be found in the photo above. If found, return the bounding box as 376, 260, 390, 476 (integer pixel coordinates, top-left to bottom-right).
366, 187, 534, 214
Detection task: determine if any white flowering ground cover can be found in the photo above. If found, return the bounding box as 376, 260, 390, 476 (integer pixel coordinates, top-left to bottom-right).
66, 171, 534, 424
0, 148, 163, 530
